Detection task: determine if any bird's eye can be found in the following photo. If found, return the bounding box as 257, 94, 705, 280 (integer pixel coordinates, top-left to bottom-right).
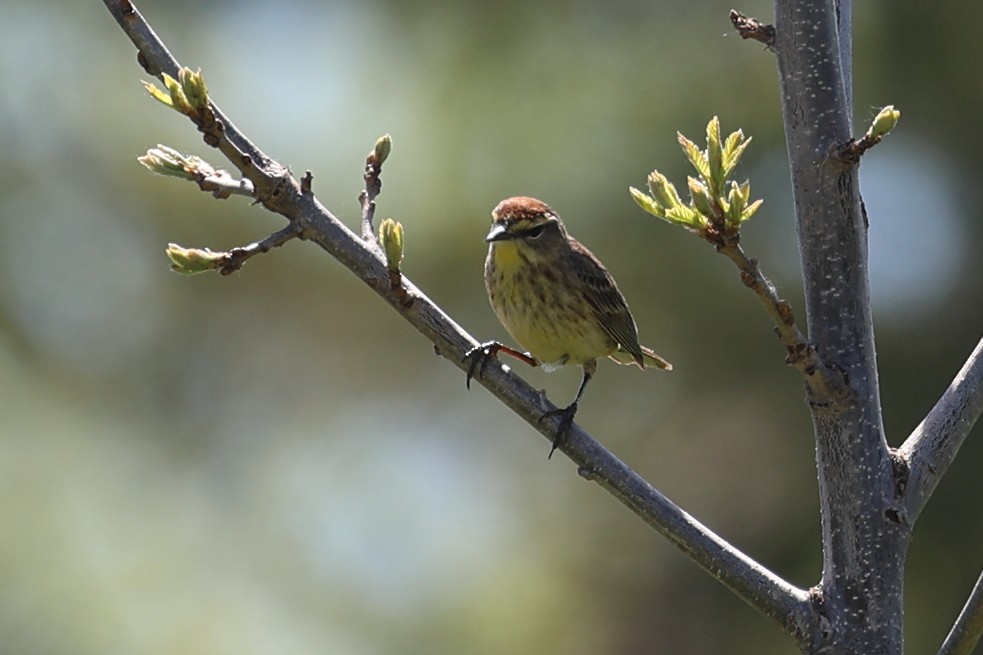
525, 225, 545, 239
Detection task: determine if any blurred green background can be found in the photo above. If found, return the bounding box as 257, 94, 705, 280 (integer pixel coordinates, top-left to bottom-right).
1, 1, 981, 653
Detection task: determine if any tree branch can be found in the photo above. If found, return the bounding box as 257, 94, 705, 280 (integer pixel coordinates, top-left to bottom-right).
898, 336, 983, 523
105, 0, 290, 209
938, 568, 983, 655
102, 0, 816, 644
219, 224, 301, 275
715, 234, 842, 406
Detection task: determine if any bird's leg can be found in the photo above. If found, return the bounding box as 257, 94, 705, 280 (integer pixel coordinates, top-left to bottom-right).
541, 360, 596, 459
463, 341, 538, 389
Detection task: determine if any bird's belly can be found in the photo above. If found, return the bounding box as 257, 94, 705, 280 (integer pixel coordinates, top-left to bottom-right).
488, 264, 615, 367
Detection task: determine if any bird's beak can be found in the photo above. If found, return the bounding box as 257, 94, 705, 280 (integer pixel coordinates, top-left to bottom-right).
485, 223, 514, 243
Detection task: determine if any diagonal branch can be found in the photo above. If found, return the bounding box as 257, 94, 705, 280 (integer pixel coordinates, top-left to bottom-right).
938, 568, 983, 655
102, 0, 817, 646
715, 234, 843, 407
898, 336, 983, 523
105, 0, 290, 209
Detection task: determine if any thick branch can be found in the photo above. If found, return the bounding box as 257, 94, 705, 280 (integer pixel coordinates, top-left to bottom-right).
898, 336, 983, 523
103, 0, 816, 644
938, 569, 983, 655
774, 0, 903, 651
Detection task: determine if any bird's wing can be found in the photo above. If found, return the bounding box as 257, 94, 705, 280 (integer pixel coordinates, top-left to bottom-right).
568, 240, 644, 365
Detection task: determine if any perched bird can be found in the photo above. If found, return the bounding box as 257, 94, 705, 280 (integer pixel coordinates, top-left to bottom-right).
466, 196, 672, 457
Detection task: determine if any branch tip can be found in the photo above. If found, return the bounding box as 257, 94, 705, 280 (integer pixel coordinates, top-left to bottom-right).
730, 10, 776, 47
833, 105, 901, 164
360, 134, 392, 243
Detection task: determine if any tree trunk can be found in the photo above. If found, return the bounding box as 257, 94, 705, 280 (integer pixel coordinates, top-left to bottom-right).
775, 0, 907, 652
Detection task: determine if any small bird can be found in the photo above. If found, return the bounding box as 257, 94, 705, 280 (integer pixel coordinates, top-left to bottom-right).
466, 196, 672, 457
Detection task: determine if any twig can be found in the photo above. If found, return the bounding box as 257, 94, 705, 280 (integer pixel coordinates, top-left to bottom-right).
898, 336, 983, 523
730, 10, 776, 47
359, 135, 391, 244
197, 169, 255, 199
139, 145, 255, 199
834, 136, 879, 165
102, 1, 817, 645
938, 568, 983, 655
219, 224, 301, 275
833, 106, 901, 165
359, 171, 380, 243
715, 235, 842, 407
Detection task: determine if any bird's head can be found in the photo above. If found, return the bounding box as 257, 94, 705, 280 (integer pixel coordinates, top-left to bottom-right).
486, 197, 567, 249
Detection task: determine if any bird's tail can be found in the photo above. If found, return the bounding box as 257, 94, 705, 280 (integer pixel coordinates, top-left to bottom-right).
608, 345, 673, 371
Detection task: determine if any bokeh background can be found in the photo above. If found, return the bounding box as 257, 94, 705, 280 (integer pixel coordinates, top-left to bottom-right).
1, 1, 981, 653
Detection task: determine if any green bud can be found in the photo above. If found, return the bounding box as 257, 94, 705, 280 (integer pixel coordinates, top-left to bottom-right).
179, 67, 209, 111
138, 147, 190, 179
371, 133, 393, 167
166, 243, 226, 275
868, 105, 900, 140
738, 181, 751, 205
163, 73, 193, 116
706, 116, 724, 194
138, 145, 216, 179
378, 218, 404, 273
723, 181, 743, 228
717, 194, 731, 219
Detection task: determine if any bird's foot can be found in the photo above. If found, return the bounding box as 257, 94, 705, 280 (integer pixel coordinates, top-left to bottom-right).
463, 341, 503, 389
540, 401, 578, 459
463, 341, 537, 389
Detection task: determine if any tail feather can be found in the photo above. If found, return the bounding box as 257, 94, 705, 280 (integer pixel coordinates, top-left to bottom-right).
608, 345, 673, 371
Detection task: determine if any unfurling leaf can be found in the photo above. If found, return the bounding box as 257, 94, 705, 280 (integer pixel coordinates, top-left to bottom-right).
629, 186, 666, 219
179, 67, 209, 111
677, 133, 710, 179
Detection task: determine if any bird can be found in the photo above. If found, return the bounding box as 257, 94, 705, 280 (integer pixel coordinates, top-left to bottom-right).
465, 196, 672, 457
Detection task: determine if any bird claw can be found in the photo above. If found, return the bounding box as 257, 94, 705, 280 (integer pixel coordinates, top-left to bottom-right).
463, 341, 500, 390
540, 402, 578, 459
